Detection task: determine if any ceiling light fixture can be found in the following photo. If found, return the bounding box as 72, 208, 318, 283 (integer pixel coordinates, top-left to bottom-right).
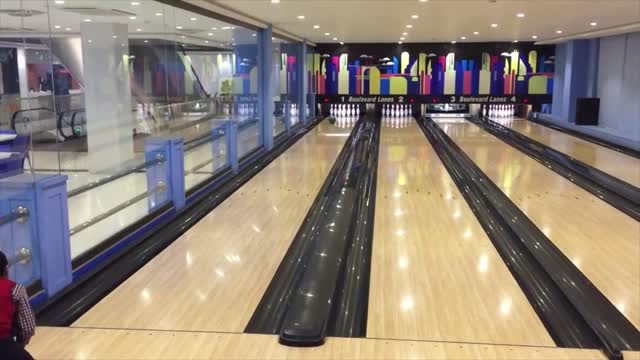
181, 35, 186, 38
556, 30, 563, 34
340, 42, 344, 45
112, 35, 118, 38
532, 35, 538, 39
205, 40, 209, 43
54, 25, 61, 29
55, 0, 64, 4
84, 19, 92, 22
176, 26, 183, 29
590, 22, 598, 26
222, 26, 231, 30
144, 40, 149, 43
398, 41, 403, 44
208, 33, 213, 36
451, 40, 457, 44
419, 0, 428, 2
491, 23, 498, 28
460, 36, 466, 40
324, 32, 330, 36
252, 33, 256, 36
190, 17, 197, 21
297, 15, 305, 19
400, 37, 405, 40
333, 37, 338, 41
406, 24, 413, 28
513, 40, 519, 43
131, 1, 140, 5
402, 32, 408, 36
314, 25, 320, 29
136, 28, 142, 32
155, 13, 163, 16
516, 13, 525, 18
473, 31, 479, 35
271, 0, 280, 3
211, 27, 217, 30
65, 27, 71, 31
129, 16, 136, 20
411, 15, 419, 19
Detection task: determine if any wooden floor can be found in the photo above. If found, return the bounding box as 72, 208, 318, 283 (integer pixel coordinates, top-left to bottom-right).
27, 327, 607, 360
366, 119, 554, 346
72, 120, 352, 332
502, 118, 640, 187
438, 118, 640, 330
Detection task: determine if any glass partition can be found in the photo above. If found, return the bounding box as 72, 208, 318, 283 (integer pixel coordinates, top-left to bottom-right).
271, 37, 301, 137
306, 44, 317, 122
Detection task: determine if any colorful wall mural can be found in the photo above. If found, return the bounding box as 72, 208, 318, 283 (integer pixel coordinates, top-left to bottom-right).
312, 42, 555, 97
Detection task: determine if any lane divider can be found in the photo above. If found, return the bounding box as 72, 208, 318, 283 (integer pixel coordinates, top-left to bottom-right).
417, 116, 640, 360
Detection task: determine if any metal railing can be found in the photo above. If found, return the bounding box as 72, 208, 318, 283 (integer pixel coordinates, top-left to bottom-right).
0, 206, 29, 227
67, 153, 166, 198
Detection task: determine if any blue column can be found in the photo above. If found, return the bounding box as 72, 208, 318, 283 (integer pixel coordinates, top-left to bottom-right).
144, 137, 185, 211
226, 121, 239, 173
259, 26, 274, 150
0, 174, 72, 296
552, 39, 599, 123
299, 42, 308, 124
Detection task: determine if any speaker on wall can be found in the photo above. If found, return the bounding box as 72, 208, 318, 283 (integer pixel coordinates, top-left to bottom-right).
575, 98, 599, 126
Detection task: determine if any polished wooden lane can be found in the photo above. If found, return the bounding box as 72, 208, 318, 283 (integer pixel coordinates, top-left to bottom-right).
73, 120, 352, 332
496, 118, 640, 187
366, 119, 554, 346
27, 327, 607, 359
439, 118, 640, 330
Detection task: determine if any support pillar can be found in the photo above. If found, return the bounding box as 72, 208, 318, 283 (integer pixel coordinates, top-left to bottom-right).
81, 23, 134, 172
299, 42, 308, 124
259, 26, 274, 150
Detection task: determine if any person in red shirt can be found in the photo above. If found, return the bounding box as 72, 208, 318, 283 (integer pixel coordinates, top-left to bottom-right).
0, 250, 35, 360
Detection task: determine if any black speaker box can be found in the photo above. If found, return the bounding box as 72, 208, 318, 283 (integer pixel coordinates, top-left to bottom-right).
575, 98, 599, 126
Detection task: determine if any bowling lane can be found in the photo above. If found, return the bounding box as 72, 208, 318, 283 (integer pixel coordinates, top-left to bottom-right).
73, 119, 352, 333
367, 118, 555, 346
499, 118, 640, 187
439, 118, 640, 330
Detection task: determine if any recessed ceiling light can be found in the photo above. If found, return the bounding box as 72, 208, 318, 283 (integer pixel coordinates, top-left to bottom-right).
136, 28, 142, 32
400, 37, 405, 40
532, 35, 538, 39
556, 30, 563, 34
205, 40, 209, 43
271, 0, 280, 3
460, 36, 466, 40
208, 33, 213, 36
590, 22, 598, 26
513, 40, 519, 43
297, 15, 305, 19
129, 16, 136, 20
491, 23, 498, 28
411, 15, 419, 19
131, 2, 140, 5
340, 42, 344, 45
84, 19, 91, 22
222, 26, 231, 30
313, 25, 320, 29
176, 26, 183, 29
55, 0, 64, 4
333, 37, 338, 40
324, 32, 330, 36
419, 0, 428, 2
406, 24, 413, 28
211, 27, 217, 30
54, 25, 61, 29
231, 27, 235, 29
155, 13, 163, 16
398, 41, 403, 44
451, 40, 457, 44
402, 32, 408, 36
190, 17, 197, 21
473, 31, 479, 35
252, 33, 256, 36
65, 27, 71, 31
87, 40, 92, 43
144, 40, 149, 43
181, 35, 186, 38
112, 35, 118, 38
516, 13, 525, 18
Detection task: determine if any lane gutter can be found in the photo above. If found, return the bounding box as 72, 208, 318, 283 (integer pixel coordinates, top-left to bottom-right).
470, 116, 640, 220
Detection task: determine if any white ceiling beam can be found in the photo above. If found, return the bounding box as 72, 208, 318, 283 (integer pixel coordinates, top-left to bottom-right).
535, 22, 640, 45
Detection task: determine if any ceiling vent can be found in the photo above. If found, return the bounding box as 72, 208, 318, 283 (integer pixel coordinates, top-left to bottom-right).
59, 7, 136, 17
0, 9, 46, 17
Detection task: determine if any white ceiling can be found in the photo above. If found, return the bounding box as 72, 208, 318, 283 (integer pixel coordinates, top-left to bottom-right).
0, 0, 286, 47
212, 0, 640, 43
